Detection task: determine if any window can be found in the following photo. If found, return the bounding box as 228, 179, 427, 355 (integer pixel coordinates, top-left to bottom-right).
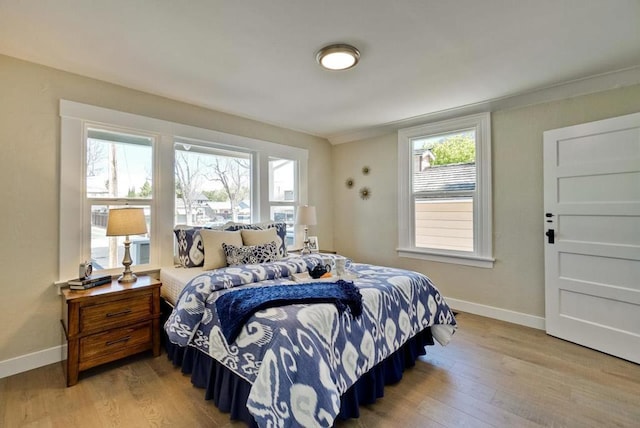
397, 112, 493, 268
269, 157, 297, 246
174, 142, 252, 227
87, 129, 153, 269
59, 100, 308, 281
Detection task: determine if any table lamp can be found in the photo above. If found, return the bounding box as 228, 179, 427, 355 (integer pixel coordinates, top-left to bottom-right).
295, 205, 317, 255
106, 207, 148, 283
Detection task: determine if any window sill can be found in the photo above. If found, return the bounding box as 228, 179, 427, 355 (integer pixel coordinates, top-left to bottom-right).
397, 247, 494, 268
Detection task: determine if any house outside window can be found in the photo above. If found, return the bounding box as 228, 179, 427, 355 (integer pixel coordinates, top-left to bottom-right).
398, 112, 493, 268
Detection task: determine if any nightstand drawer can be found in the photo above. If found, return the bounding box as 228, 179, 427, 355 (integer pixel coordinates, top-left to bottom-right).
79, 322, 152, 362
80, 293, 152, 332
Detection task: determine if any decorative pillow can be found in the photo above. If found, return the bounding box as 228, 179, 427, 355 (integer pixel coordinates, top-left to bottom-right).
173, 226, 204, 268
222, 241, 279, 266
224, 222, 288, 258
200, 229, 243, 270
241, 228, 279, 248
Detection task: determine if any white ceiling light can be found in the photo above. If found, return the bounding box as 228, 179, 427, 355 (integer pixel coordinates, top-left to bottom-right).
316, 44, 360, 71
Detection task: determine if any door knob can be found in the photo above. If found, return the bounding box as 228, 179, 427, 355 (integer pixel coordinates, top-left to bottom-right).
546, 229, 555, 244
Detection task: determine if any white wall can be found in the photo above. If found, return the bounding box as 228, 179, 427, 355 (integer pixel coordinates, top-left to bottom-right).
0, 54, 333, 374
332, 84, 640, 324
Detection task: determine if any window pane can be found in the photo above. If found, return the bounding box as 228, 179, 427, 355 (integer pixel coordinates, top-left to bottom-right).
175, 144, 251, 226
414, 198, 473, 252
87, 129, 153, 199
412, 130, 476, 252
269, 158, 295, 202
90, 205, 150, 270
412, 129, 476, 191
270, 205, 295, 246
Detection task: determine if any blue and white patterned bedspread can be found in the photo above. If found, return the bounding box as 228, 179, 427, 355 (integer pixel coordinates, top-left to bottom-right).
165, 254, 456, 427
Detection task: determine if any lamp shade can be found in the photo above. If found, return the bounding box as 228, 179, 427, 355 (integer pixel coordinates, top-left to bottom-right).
295, 205, 317, 226
106, 208, 148, 236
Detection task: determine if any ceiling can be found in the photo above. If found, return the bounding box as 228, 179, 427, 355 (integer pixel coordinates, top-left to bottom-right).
1, 1, 639, 143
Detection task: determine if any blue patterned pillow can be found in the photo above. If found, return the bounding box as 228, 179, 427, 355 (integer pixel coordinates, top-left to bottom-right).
223, 222, 288, 257
222, 241, 279, 266
173, 226, 204, 267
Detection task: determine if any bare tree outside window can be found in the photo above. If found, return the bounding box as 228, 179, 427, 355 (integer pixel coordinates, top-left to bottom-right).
174, 145, 251, 225
175, 150, 206, 225
86, 140, 106, 177
205, 157, 250, 222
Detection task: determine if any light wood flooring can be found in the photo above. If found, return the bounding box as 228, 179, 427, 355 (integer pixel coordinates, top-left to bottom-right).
1, 312, 638, 427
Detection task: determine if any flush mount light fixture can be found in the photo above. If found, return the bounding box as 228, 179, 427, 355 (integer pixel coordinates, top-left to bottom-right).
316, 44, 360, 71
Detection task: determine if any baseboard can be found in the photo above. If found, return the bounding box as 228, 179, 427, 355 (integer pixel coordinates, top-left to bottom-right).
445, 297, 546, 330
0, 344, 67, 379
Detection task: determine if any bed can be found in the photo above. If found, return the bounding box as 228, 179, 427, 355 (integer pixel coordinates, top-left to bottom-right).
162, 252, 456, 427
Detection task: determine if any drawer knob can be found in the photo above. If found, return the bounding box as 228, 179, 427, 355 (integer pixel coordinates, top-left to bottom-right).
106, 335, 131, 346
106, 309, 132, 318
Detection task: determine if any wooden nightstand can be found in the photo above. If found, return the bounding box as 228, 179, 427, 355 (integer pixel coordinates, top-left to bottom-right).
60, 276, 162, 386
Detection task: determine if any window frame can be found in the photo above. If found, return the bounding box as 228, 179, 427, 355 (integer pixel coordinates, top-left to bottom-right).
59, 100, 308, 281
85, 126, 156, 270
397, 112, 494, 268
267, 157, 299, 244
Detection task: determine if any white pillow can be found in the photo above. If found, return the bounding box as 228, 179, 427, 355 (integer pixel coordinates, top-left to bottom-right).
200, 229, 243, 270
241, 228, 278, 247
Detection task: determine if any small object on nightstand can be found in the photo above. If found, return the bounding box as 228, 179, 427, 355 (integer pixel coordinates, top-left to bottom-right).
67, 274, 112, 289
308, 236, 319, 252
79, 260, 93, 279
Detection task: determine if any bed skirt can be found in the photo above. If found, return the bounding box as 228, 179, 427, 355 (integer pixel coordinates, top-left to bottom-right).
164, 328, 435, 426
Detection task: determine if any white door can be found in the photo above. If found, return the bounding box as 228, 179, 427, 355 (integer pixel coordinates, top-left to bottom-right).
543, 112, 640, 364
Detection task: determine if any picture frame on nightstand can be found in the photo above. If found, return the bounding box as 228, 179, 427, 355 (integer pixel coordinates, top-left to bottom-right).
308, 236, 319, 252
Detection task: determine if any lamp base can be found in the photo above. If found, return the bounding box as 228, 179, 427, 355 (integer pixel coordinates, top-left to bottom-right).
118, 237, 138, 283
300, 226, 311, 255
301, 243, 311, 255
117, 271, 138, 283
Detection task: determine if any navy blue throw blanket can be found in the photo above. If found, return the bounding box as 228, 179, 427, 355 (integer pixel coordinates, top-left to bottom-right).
215, 280, 363, 343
